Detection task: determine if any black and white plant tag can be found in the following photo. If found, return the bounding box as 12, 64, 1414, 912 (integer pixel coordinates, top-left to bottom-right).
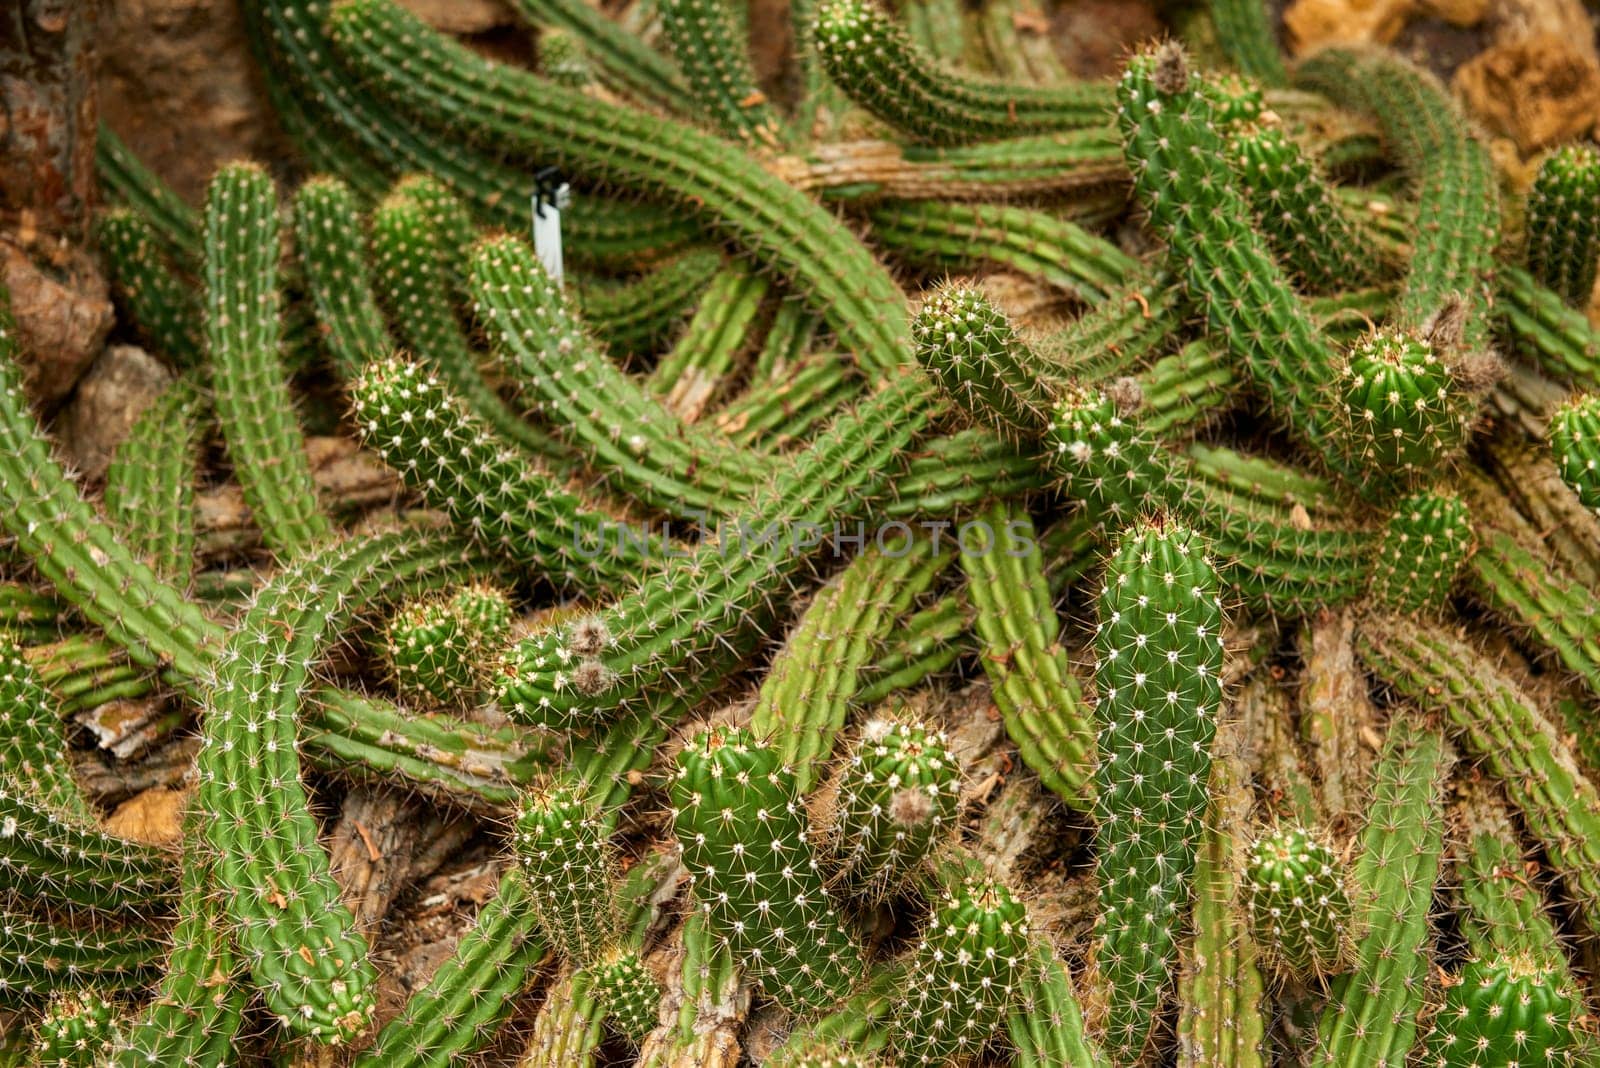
531, 166, 571, 281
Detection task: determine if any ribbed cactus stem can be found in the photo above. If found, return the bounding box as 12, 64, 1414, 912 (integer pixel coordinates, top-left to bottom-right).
513, 783, 620, 964
588, 948, 661, 1045
670, 726, 863, 1015
1420, 955, 1580, 1068
1525, 142, 1600, 308
1244, 826, 1353, 979
1549, 392, 1600, 512
1337, 328, 1475, 484
30, 989, 122, 1067
384, 583, 511, 709
1093, 519, 1225, 1063
1369, 490, 1472, 614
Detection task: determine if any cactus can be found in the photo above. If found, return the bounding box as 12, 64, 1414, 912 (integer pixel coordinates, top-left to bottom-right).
1244, 826, 1352, 979
1549, 392, 1600, 512
669, 726, 863, 1015
657, 0, 779, 144
536, 27, 594, 88
892, 877, 1030, 1066
1369, 490, 1472, 614
29, 989, 122, 1067
649, 263, 769, 417
514, 783, 619, 964
820, 714, 960, 901
505, 0, 693, 114
0, 914, 163, 999
0, 635, 89, 817
1208, 0, 1286, 85
1420, 956, 1580, 1068
202, 162, 333, 553
813, 0, 1110, 145
103, 379, 203, 587
1525, 142, 1600, 308
1093, 519, 1225, 1063
97, 209, 204, 367
384, 587, 504, 709
1338, 328, 1475, 482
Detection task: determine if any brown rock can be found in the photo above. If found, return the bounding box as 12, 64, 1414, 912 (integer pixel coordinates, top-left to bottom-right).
0, 238, 112, 403
104, 786, 188, 845
396, 0, 515, 34
58, 345, 174, 480
1453, 32, 1600, 152
1418, 0, 1489, 26
1050, 0, 1164, 80
1284, 0, 1417, 55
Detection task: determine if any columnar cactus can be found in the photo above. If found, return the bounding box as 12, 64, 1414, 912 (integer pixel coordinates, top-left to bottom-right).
1369, 490, 1472, 614
1525, 142, 1600, 308
670, 726, 863, 1015
1420, 956, 1580, 1068
1093, 519, 1225, 1063
892, 877, 1030, 1066
657, 0, 779, 144
1244, 827, 1353, 979
514, 783, 620, 964
821, 715, 960, 901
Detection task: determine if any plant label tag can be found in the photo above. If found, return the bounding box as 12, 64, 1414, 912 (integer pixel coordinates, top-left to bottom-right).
531, 167, 572, 281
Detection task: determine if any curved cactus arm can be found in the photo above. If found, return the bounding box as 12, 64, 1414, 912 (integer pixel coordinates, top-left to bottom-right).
649, 264, 768, 420
0, 914, 165, 1000
495, 371, 936, 728
1295, 48, 1499, 351
103, 378, 203, 587
291, 175, 396, 382
195, 530, 488, 1042
572, 248, 722, 359
352, 867, 548, 1068
348, 354, 660, 592
670, 726, 863, 1015
1207, 0, 1285, 85
323, 0, 912, 377
715, 352, 861, 451
1499, 265, 1600, 391
203, 162, 332, 553
107, 832, 247, 1068
95, 125, 202, 262
960, 499, 1094, 809
97, 209, 204, 367
368, 189, 571, 469
1525, 142, 1600, 308
1092, 519, 1225, 1064
657, 0, 780, 145
1228, 122, 1384, 292
0, 295, 222, 678
468, 235, 769, 518
1311, 716, 1454, 1067
1354, 617, 1600, 935
504, 0, 694, 115
1178, 728, 1266, 1068
812, 0, 1111, 145
750, 530, 951, 791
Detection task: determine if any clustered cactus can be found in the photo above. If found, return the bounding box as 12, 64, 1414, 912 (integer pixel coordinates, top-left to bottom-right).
6, 0, 1600, 1064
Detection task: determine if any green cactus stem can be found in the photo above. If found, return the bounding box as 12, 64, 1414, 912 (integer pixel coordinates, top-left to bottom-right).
95, 125, 202, 260
1208, 0, 1286, 85
821, 714, 960, 902
195, 530, 486, 1041
1451, 782, 1573, 972
1313, 715, 1454, 1067
813, 0, 1110, 145
1244, 826, 1353, 979
384, 587, 504, 709
1525, 142, 1600, 308
290, 175, 396, 382
536, 27, 594, 88
657, 0, 780, 144
504, 0, 693, 114
97, 209, 204, 367
323, 0, 914, 376
1420, 956, 1580, 1068
29, 989, 121, 1067
572, 249, 723, 359
0, 635, 89, 817
1338, 328, 1476, 483
648, 263, 768, 419
892, 877, 1031, 1066
0, 914, 163, 1000
1369, 490, 1472, 615
588, 948, 661, 1046
670, 726, 863, 1015
1093, 519, 1225, 1063
103, 379, 203, 587
1549, 392, 1600, 512
513, 783, 620, 965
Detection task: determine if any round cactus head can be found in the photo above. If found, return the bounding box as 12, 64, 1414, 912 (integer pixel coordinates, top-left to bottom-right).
1422, 955, 1580, 1068
911, 284, 1045, 435
1245, 826, 1353, 979
384, 598, 475, 708
31, 989, 121, 1067
1370, 490, 1472, 615
825, 713, 961, 902
589, 947, 661, 1046
449, 582, 512, 642
893, 877, 1030, 1066
1044, 385, 1165, 522
1526, 142, 1600, 306
1339, 328, 1470, 478
1200, 71, 1264, 126
1550, 393, 1600, 514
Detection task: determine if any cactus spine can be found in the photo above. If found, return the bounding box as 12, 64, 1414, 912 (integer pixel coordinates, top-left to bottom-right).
1525, 142, 1600, 308
1420, 956, 1580, 1068
1549, 392, 1600, 512
1244, 827, 1352, 979
384, 583, 510, 709
1369, 490, 1472, 615
1092, 519, 1225, 1063
29, 989, 122, 1067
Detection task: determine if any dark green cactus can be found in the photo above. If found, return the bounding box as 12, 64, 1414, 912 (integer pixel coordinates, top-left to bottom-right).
1420, 956, 1581, 1068
29, 989, 121, 1067
670, 726, 863, 1015
1338, 328, 1474, 482
587, 948, 660, 1045
1244, 826, 1353, 979
1550, 392, 1600, 512
1093, 518, 1224, 1063
1525, 142, 1600, 308
384, 584, 510, 709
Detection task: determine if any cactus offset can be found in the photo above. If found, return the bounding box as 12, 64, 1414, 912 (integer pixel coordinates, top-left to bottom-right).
1525, 142, 1600, 308
1244, 827, 1353, 979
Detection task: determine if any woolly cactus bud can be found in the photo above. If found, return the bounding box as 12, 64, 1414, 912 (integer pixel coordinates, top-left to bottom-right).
1093, 519, 1225, 1063
823, 715, 960, 902
1549, 392, 1600, 512
1370, 490, 1472, 615
893, 878, 1030, 1066
1525, 142, 1600, 308
1339, 328, 1471, 480
1421, 956, 1580, 1068
911, 284, 1057, 437
670, 726, 863, 1015
31, 989, 121, 1067
1245, 826, 1353, 978
513, 783, 619, 964
588, 947, 660, 1045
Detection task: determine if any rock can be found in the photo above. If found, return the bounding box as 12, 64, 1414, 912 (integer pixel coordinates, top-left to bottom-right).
58, 345, 174, 480
397, 0, 516, 34
1418, 0, 1489, 26
1050, 0, 1164, 80
104, 786, 188, 845
0, 239, 112, 403
1454, 32, 1600, 152
1284, 0, 1417, 55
